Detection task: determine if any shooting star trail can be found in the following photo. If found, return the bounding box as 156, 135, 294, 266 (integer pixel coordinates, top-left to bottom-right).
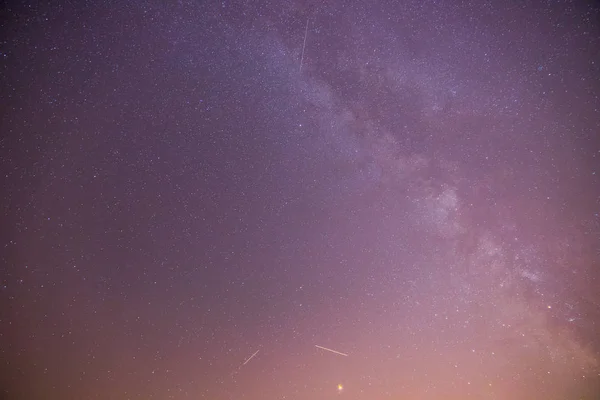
315, 345, 348, 357
242, 350, 260, 366
299, 17, 309, 72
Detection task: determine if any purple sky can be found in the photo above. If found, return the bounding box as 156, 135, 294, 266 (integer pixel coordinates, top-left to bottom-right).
1, 1, 600, 399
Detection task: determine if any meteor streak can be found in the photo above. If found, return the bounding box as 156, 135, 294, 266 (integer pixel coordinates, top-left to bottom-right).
299, 17, 309, 72
315, 345, 348, 357
242, 350, 260, 366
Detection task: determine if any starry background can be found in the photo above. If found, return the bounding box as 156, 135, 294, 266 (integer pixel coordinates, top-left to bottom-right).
1, 0, 600, 399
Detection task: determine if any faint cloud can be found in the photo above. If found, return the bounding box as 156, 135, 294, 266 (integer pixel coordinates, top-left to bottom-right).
518, 269, 542, 283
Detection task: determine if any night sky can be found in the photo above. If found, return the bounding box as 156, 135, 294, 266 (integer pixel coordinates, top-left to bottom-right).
1, 1, 600, 399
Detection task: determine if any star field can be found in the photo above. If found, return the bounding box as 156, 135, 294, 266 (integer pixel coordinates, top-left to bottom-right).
1, 1, 600, 399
